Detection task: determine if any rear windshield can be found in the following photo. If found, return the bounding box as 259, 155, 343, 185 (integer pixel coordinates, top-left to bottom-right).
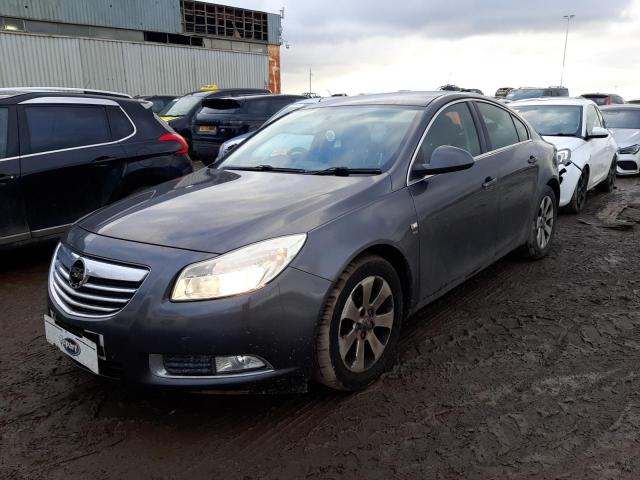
159, 96, 201, 116
583, 95, 607, 106
601, 109, 640, 129
513, 105, 582, 137
507, 89, 545, 101
219, 105, 421, 172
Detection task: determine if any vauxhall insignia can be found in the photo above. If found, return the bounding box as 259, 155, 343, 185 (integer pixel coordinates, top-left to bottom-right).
68, 259, 87, 289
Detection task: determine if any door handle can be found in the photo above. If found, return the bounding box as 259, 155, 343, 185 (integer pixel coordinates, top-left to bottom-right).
0, 174, 15, 184
91, 156, 116, 165
482, 176, 498, 189
528, 155, 538, 164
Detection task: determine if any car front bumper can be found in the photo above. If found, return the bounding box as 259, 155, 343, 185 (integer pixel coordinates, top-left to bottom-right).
558, 162, 582, 207
46, 228, 332, 393
616, 153, 640, 176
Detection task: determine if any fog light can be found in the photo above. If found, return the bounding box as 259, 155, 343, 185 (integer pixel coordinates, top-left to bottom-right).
215, 355, 265, 374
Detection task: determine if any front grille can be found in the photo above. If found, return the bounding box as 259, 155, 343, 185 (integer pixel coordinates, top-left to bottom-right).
162, 354, 215, 376
49, 243, 148, 319
617, 160, 638, 171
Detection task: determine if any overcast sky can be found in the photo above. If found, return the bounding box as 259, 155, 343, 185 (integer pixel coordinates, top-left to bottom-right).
217, 0, 640, 99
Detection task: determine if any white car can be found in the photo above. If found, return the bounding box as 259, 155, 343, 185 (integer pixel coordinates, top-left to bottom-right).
511, 98, 618, 213
600, 105, 640, 176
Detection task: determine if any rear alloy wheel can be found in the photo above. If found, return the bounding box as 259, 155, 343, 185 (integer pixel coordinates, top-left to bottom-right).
597, 157, 617, 193
565, 168, 589, 214
315, 255, 403, 391
521, 185, 557, 259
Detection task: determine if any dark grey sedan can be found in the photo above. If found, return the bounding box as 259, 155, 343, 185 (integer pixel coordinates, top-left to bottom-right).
44, 92, 559, 392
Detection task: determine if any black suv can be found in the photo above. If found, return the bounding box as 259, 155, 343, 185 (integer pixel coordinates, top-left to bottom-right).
158, 88, 270, 157
0, 88, 193, 247
191, 94, 305, 163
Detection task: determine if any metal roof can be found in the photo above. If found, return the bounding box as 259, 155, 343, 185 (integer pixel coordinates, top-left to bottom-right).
0, 0, 182, 33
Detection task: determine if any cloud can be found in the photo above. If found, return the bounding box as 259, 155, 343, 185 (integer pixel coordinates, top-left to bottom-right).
278, 0, 635, 42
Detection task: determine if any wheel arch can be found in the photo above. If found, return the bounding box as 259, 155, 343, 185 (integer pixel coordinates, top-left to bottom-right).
546, 177, 560, 207
351, 243, 414, 314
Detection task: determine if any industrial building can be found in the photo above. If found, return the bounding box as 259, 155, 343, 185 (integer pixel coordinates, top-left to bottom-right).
0, 0, 283, 96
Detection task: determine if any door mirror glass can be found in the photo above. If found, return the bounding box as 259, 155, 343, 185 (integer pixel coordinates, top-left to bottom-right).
413, 145, 474, 175
588, 126, 609, 139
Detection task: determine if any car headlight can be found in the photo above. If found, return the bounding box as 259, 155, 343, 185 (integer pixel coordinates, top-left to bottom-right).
555, 148, 572, 166
618, 144, 640, 155
171, 234, 307, 301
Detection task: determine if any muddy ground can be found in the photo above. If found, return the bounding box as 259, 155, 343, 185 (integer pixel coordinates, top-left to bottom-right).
2, 178, 640, 480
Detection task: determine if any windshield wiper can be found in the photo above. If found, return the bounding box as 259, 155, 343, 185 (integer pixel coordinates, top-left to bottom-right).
222, 165, 307, 173
310, 167, 383, 176
543, 133, 578, 137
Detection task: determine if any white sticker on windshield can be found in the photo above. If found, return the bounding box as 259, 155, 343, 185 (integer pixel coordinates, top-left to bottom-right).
325, 130, 336, 142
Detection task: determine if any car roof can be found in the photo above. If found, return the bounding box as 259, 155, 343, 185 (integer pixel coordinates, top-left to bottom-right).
600, 104, 640, 110
510, 97, 593, 107
309, 91, 458, 108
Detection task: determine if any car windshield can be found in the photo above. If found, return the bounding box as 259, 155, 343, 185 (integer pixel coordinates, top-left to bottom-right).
507, 89, 545, 101
584, 96, 608, 106
601, 109, 640, 129
513, 105, 582, 137
263, 102, 308, 127
218, 106, 421, 173
159, 96, 202, 116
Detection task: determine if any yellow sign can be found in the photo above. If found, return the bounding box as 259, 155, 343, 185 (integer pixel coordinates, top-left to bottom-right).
200, 84, 220, 92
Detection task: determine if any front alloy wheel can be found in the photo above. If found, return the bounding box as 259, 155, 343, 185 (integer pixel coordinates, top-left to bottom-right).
315, 255, 403, 391
566, 168, 588, 213
338, 276, 394, 373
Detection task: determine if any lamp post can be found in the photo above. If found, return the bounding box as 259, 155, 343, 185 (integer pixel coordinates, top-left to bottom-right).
560, 14, 575, 86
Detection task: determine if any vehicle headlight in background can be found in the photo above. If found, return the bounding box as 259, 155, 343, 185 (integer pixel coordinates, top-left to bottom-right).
555, 149, 572, 166
618, 144, 640, 155
171, 234, 307, 301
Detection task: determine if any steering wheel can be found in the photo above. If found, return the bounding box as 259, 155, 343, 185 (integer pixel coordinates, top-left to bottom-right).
287, 147, 308, 158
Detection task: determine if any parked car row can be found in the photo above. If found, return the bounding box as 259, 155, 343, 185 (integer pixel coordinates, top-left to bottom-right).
2, 83, 631, 394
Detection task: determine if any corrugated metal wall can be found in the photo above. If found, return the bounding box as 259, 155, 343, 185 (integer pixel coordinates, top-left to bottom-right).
267, 13, 281, 45
0, 32, 269, 96
0, 0, 181, 33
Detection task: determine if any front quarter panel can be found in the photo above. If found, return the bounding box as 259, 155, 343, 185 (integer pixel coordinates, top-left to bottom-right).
291, 186, 419, 310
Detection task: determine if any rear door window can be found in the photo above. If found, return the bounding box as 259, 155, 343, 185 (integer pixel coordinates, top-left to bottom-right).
512, 115, 529, 142
246, 98, 276, 117
0, 108, 7, 158
107, 106, 134, 140
416, 102, 481, 166
476, 103, 520, 150
25, 105, 111, 154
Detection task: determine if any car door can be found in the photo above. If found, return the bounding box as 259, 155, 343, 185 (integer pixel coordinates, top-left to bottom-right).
474, 101, 539, 256
585, 104, 611, 186
18, 100, 128, 234
0, 105, 30, 244
408, 100, 500, 300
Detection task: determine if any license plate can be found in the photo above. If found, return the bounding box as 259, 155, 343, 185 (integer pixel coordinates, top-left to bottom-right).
44, 315, 99, 374
199, 125, 217, 134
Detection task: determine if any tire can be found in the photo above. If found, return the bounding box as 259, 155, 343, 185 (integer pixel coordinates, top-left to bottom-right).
597, 156, 617, 193
521, 185, 557, 260
314, 255, 403, 391
565, 168, 589, 214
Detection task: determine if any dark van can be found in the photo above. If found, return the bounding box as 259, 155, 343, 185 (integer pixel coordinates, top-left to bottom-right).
191, 94, 305, 164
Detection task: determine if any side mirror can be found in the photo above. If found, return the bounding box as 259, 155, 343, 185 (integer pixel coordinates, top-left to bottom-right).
413, 145, 475, 176
588, 126, 609, 139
